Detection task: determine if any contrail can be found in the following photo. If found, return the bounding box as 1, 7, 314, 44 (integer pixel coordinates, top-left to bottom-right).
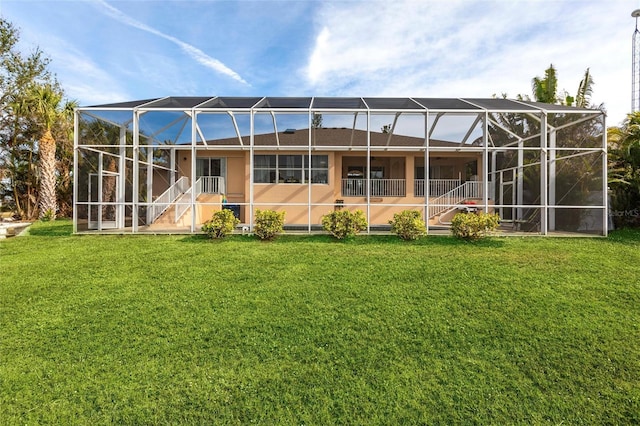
94, 0, 249, 85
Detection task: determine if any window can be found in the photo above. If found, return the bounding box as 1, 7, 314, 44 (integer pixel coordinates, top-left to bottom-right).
416, 162, 457, 180
254, 155, 276, 183
254, 155, 328, 184
305, 155, 329, 184
279, 155, 302, 183
196, 158, 224, 178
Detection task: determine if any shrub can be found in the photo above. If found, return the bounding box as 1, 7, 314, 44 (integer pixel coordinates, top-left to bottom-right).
254, 209, 285, 240
389, 210, 426, 240
321, 209, 367, 239
451, 212, 500, 241
40, 208, 55, 222
201, 209, 240, 239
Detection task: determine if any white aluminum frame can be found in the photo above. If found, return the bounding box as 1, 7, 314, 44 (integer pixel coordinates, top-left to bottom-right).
73, 97, 607, 236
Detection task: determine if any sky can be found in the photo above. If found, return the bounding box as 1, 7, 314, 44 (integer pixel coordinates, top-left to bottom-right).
0, 0, 636, 126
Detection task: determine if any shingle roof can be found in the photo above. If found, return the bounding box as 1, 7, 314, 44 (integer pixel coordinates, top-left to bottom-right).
200, 127, 460, 148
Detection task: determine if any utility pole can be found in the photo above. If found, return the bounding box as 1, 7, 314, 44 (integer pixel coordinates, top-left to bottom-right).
632, 9, 640, 111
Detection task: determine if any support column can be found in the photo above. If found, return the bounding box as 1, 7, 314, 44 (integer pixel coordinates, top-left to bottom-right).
98, 152, 103, 231
366, 111, 371, 233
118, 126, 126, 229
482, 112, 489, 212
540, 113, 548, 235
146, 146, 154, 225
132, 110, 139, 233
424, 111, 429, 233
73, 110, 79, 233
249, 111, 255, 231
602, 114, 608, 236
490, 151, 497, 203
308, 110, 312, 233
548, 128, 556, 231
170, 149, 176, 187
190, 110, 197, 232
517, 141, 524, 223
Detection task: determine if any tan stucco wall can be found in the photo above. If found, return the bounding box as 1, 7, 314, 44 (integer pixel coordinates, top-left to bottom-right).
152, 169, 171, 199
251, 151, 336, 224
174, 149, 485, 226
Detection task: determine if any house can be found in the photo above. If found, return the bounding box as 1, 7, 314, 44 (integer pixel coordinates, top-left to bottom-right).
74, 97, 607, 236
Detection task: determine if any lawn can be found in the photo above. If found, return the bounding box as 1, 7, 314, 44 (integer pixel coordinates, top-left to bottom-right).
1, 220, 639, 424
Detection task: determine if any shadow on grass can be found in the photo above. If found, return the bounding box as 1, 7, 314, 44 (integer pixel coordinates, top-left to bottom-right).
27, 220, 73, 237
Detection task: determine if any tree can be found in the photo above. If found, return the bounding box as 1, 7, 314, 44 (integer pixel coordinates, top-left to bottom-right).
1, 18, 52, 218
30, 85, 63, 219
607, 113, 640, 228
54, 99, 78, 217
0, 18, 75, 219
531, 64, 597, 108
17, 84, 75, 220
575, 68, 594, 108
532, 64, 559, 104
311, 112, 323, 129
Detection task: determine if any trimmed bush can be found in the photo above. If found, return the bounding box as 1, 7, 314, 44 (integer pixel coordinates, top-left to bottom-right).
321, 209, 367, 239
254, 209, 285, 240
389, 210, 426, 240
40, 208, 55, 222
451, 212, 500, 241
201, 209, 240, 239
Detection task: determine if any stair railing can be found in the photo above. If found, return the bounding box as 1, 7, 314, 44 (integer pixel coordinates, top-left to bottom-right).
174, 177, 203, 223
149, 177, 189, 223
429, 181, 482, 218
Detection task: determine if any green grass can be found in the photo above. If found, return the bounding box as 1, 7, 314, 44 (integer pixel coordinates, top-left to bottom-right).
1, 220, 639, 424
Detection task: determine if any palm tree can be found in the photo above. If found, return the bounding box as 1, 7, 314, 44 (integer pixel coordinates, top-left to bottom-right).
532, 64, 596, 108
531, 64, 559, 104
26, 84, 70, 220
55, 99, 79, 216
575, 68, 594, 108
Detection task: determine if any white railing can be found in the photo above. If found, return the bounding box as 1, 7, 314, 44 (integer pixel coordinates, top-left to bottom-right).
174, 176, 225, 223
429, 181, 482, 218
414, 179, 461, 197
149, 176, 189, 223
341, 179, 406, 197
197, 176, 225, 194
174, 187, 193, 223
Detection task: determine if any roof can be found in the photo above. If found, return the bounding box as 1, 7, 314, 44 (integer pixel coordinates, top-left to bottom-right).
84, 96, 601, 114
195, 127, 467, 148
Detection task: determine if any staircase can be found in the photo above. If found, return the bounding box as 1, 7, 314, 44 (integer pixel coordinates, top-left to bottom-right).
149, 177, 189, 223
148, 176, 226, 229
428, 181, 482, 225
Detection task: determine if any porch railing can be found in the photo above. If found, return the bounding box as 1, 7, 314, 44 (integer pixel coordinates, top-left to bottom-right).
341, 179, 406, 197
173, 177, 226, 223
197, 176, 225, 194
414, 179, 461, 197
429, 181, 482, 218
149, 176, 189, 223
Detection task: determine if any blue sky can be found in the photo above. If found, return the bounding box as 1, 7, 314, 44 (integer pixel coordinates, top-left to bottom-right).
0, 0, 635, 125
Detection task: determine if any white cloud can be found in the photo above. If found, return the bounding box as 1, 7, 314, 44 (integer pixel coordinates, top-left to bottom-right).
92, 0, 249, 86
304, 0, 632, 125
24, 33, 130, 105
